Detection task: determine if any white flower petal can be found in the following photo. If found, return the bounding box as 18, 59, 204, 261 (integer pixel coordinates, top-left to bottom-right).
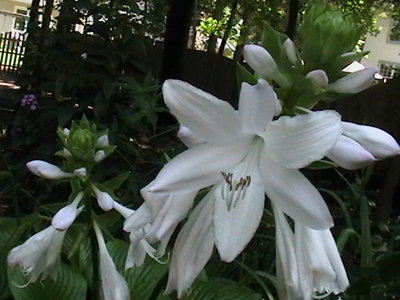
123, 203, 152, 232
163, 80, 242, 144
272, 205, 301, 300
238, 79, 277, 135
97, 135, 110, 147
165, 194, 215, 298
327, 67, 378, 94
306, 70, 329, 88
94, 222, 130, 300
213, 166, 265, 262
260, 154, 333, 229
327, 135, 375, 170
92, 185, 114, 211
342, 122, 400, 159
26, 160, 73, 179
125, 231, 147, 269
243, 44, 278, 78
147, 138, 251, 194
94, 150, 106, 162
266, 110, 342, 169
177, 125, 206, 148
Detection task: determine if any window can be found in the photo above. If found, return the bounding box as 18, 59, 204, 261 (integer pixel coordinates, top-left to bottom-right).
13, 8, 28, 32
379, 62, 400, 79
389, 18, 400, 42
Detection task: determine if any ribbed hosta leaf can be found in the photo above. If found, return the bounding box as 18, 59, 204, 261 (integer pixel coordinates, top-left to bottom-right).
184, 280, 262, 300
8, 263, 87, 300
107, 239, 169, 300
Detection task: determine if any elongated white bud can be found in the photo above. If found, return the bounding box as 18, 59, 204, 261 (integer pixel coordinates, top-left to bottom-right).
327, 135, 375, 170
92, 185, 114, 211
27, 160, 73, 179
306, 69, 329, 88
282, 38, 299, 65
52, 192, 84, 230
96, 135, 109, 147
94, 150, 106, 162
243, 44, 278, 78
342, 122, 400, 158
327, 67, 378, 94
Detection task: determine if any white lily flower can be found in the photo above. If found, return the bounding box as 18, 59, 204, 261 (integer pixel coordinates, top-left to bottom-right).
8, 226, 66, 282
150, 79, 341, 233
342, 122, 400, 159
282, 38, 299, 66
52, 192, 84, 230
93, 221, 130, 300
27, 160, 74, 179
327, 67, 378, 94
306, 69, 329, 88
177, 125, 206, 148
97, 135, 110, 147
243, 44, 278, 78
92, 185, 114, 211
94, 150, 106, 162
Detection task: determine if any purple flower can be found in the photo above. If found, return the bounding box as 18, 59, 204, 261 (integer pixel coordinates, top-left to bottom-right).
20, 94, 39, 110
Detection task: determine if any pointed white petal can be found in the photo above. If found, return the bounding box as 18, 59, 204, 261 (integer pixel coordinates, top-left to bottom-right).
165, 194, 215, 297
266, 110, 342, 169
52, 192, 84, 230
342, 122, 400, 159
26, 160, 73, 179
260, 154, 333, 229
149, 192, 196, 240
327, 67, 378, 94
306, 70, 329, 88
163, 80, 242, 144
147, 138, 251, 194
243, 44, 278, 78
327, 135, 375, 170
272, 205, 301, 300
94, 222, 130, 300
177, 125, 206, 148
97, 135, 110, 147
123, 203, 152, 232
238, 79, 277, 134
213, 166, 265, 262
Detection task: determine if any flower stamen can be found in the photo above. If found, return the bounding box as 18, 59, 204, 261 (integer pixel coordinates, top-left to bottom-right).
220, 172, 251, 210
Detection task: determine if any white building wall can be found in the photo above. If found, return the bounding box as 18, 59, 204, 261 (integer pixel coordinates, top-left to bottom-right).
361, 17, 400, 67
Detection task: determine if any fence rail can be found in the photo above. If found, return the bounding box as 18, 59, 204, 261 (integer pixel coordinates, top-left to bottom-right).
0, 31, 26, 74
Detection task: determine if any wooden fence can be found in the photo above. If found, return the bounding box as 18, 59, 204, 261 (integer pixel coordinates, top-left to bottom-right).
0, 32, 26, 74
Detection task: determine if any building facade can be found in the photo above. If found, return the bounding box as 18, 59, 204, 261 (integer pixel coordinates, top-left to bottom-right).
0, 0, 32, 34
362, 16, 400, 79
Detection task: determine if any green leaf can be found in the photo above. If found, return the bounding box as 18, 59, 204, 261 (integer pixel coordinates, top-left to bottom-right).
107, 240, 169, 300
8, 263, 87, 300
306, 160, 337, 170
183, 280, 262, 300
236, 63, 257, 86
102, 171, 131, 191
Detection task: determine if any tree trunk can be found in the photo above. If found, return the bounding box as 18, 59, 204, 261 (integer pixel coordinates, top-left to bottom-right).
218, 0, 238, 56
286, 0, 299, 39
233, 2, 252, 61
57, 0, 74, 33
26, 0, 40, 33
207, 0, 226, 53
160, 0, 196, 81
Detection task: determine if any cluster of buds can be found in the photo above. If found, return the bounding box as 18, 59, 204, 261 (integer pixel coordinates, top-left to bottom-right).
7, 117, 134, 299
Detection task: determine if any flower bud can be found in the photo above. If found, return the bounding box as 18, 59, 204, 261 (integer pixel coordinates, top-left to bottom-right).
282, 38, 299, 65
327, 135, 375, 170
306, 70, 329, 88
63, 128, 70, 136
327, 67, 378, 94
342, 122, 400, 158
94, 150, 106, 162
92, 185, 114, 211
243, 44, 278, 78
26, 160, 73, 179
69, 129, 94, 153
96, 135, 110, 147
52, 192, 84, 230
73, 167, 87, 178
